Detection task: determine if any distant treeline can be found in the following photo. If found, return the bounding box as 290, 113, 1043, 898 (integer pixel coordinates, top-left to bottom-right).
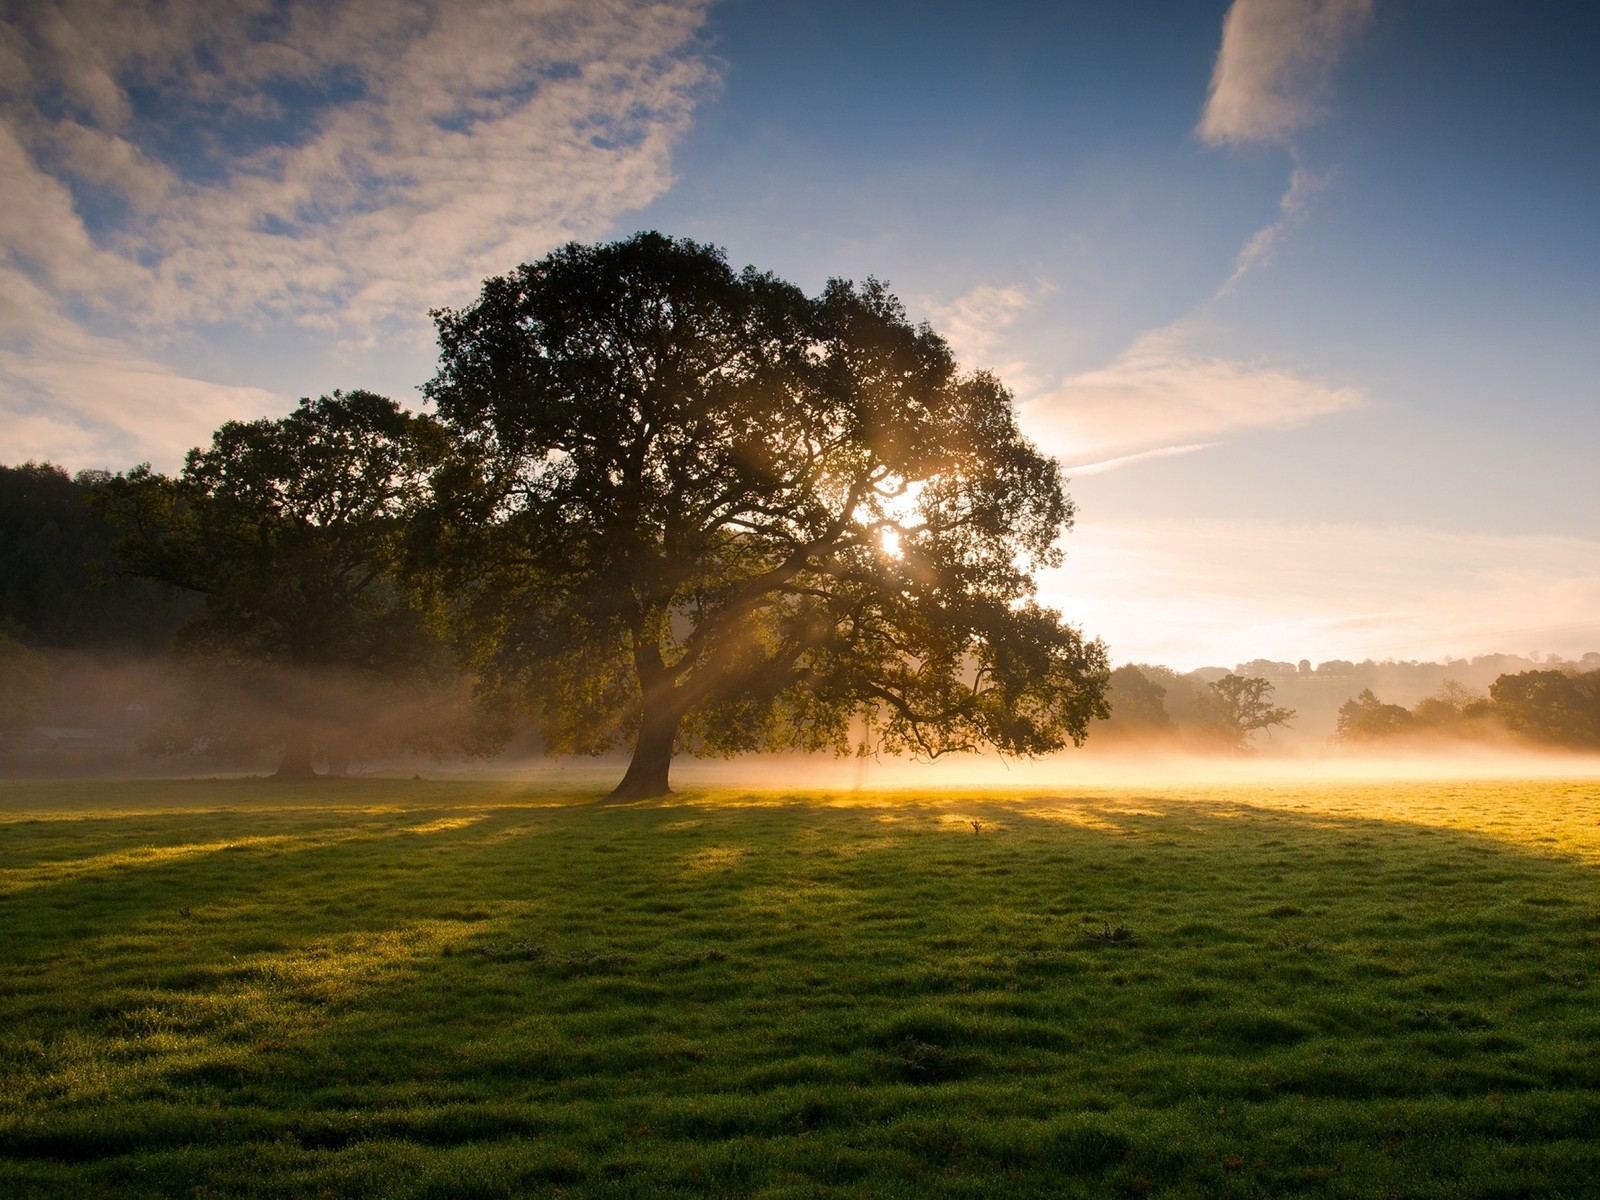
1335, 672, 1600, 751
3, 458, 1598, 764
1101, 659, 1600, 753
0, 460, 498, 774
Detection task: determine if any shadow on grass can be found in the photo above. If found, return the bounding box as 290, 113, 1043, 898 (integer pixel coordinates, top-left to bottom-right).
1, 782, 1598, 1197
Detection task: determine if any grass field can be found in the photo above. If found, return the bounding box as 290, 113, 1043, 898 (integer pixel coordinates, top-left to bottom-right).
2, 774, 1599, 1198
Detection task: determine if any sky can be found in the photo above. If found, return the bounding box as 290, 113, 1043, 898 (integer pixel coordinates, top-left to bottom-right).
2, 0, 1597, 671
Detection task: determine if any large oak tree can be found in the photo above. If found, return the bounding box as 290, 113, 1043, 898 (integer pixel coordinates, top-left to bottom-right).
424, 232, 1109, 800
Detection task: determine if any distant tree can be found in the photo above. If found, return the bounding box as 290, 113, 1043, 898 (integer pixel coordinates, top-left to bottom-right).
1410, 680, 1479, 731
1201, 673, 1295, 749
422, 232, 1109, 800
1335, 688, 1416, 741
1123, 665, 1209, 731
1099, 664, 1172, 738
1489, 670, 1600, 749
98, 391, 483, 778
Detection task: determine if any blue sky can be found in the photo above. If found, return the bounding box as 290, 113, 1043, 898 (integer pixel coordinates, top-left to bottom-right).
2, 0, 1596, 669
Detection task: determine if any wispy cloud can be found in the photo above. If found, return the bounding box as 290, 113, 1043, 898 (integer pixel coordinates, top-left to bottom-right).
2, 0, 715, 332
925, 279, 1056, 396
1022, 325, 1364, 462
1198, 0, 1373, 147
927, 281, 1051, 366
1043, 518, 1600, 670
0, 266, 280, 469
1221, 164, 1330, 292
0, 0, 716, 466
1060, 442, 1221, 478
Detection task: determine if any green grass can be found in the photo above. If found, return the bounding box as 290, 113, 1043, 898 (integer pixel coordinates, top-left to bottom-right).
2, 775, 1599, 1198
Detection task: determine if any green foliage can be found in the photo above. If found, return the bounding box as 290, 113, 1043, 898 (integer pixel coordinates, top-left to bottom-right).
1201, 673, 1296, 749
1490, 669, 1600, 748
1098, 663, 1172, 738
0, 461, 196, 651
1338, 670, 1600, 750
424, 233, 1108, 796
1, 777, 1598, 1197
1337, 688, 1417, 740
96, 392, 497, 774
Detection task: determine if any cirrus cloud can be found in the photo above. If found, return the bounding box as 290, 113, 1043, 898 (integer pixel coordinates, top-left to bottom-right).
1021, 325, 1365, 463
2, 0, 716, 333
0, 0, 717, 468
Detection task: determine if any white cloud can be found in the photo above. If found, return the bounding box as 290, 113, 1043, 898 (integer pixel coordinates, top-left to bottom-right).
923, 278, 1062, 403
1021, 325, 1364, 462
0, 0, 716, 466
1198, 0, 1373, 147
0, 267, 280, 470
0, 123, 148, 297
926, 281, 1051, 367
1059, 442, 1220, 477
1221, 164, 1329, 292
1043, 518, 1600, 670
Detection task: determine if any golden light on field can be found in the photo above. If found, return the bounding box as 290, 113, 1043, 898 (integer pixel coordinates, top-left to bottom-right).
663, 770, 1600, 864
0, 834, 307, 895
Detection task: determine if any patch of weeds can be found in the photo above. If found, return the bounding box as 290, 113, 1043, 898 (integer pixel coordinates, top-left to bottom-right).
1272, 935, 1325, 953
884, 1036, 977, 1084
462, 941, 635, 978
461, 940, 545, 960
1043, 1121, 1134, 1173
1085, 921, 1136, 945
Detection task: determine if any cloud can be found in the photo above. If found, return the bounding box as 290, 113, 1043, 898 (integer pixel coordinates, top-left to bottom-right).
0, 266, 280, 470
1221, 164, 1329, 292
1, 0, 715, 333
924, 279, 1059, 400
1059, 442, 1221, 478
926, 282, 1050, 366
1042, 518, 1600, 670
1021, 325, 1364, 462
0, 0, 716, 467
1198, 0, 1373, 147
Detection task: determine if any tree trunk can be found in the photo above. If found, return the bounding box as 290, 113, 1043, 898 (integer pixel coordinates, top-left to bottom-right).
272, 726, 318, 781
604, 702, 680, 803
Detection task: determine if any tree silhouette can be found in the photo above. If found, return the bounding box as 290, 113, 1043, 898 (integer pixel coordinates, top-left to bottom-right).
423, 233, 1108, 800
1335, 688, 1415, 741
1202, 673, 1295, 749
1490, 670, 1600, 748
99, 391, 462, 778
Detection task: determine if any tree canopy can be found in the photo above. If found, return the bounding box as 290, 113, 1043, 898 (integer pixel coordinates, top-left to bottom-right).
1333, 671, 1600, 751
1489, 669, 1600, 749
0, 461, 197, 651
98, 391, 485, 777
423, 232, 1109, 799
1200, 673, 1296, 750
1335, 688, 1416, 741
1098, 663, 1174, 740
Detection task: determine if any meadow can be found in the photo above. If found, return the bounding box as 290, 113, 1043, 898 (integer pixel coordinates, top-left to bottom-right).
2, 773, 1598, 1198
